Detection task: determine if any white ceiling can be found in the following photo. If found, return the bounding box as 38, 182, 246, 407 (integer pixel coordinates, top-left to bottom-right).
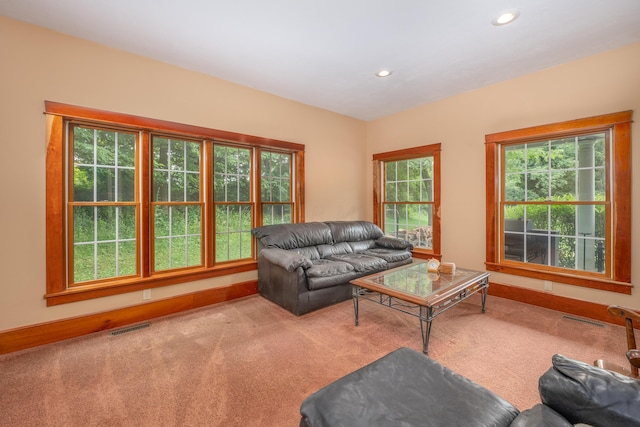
2, 1, 640, 121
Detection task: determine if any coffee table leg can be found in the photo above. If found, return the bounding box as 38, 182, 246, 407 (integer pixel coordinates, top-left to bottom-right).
420, 306, 433, 355
481, 279, 488, 313
353, 288, 360, 326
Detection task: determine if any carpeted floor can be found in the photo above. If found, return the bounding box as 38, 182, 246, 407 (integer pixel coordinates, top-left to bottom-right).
0, 294, 631, 426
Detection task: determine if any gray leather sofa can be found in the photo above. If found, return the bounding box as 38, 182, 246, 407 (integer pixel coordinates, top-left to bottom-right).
299, 347, 640, 427
251, 221, 413, 316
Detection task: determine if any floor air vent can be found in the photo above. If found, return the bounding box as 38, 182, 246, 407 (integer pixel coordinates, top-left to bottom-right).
562, 315, 605, 328
110, 322, 151, 336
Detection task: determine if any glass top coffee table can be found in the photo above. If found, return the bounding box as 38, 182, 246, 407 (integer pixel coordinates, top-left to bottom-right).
351, 260, 489, 355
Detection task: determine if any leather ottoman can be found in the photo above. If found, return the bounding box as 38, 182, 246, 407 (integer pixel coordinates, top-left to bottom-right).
299, 347, 519, 427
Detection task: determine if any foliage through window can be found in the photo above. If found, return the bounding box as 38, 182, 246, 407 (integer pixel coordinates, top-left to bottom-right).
373, 144, 441, 257
485, 111, 632, 294
260, 151, 292, 225
152, 136, 203, 271
71, 125, 138, 283
46, 102, 304, 305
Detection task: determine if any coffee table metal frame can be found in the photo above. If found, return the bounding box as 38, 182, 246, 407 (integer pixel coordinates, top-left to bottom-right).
351, 262, 489, 355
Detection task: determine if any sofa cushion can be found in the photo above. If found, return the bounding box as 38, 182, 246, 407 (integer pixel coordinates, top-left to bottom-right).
300, 347, 519, 427
293, 246, 321, 261
328, 253, 387, 273
325, 221, 384, 243
539, 354, 640, 427
347, 239, 376, 253
317, 242, 352, 258
308, 272, 358, 291
363, 248, 412, 263
252, 222, 333, 250
306, 259, 354, 278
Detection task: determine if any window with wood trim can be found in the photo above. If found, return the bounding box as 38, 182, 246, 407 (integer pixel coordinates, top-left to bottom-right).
485, 111, 632, 294
373, 144, 441, 258
46, 102, 305, 306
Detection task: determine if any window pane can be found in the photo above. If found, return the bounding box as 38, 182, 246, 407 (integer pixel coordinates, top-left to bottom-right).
96, 130, 116, 166
154, 171, 169, 202
96, 242, 117, 279
188, 236, 202, 266
154, 237, 170, 271
556, 237, 576, 269
118, 240, 137, 276
504, 145, 525, 173
153, 205, 203, 271
118, 168, 135, 202
505, 173, 525, 202
153, 138, 169, 170
118, 206, 136, 240
170, 237, 187, 269
526, 141, 548, 171
73, 127, 95, 165
96, 206, 117, 241
170, 171, 185, 202
215, 204, 252, 262
186, 142, 200, 172
96, 167, 116, 201
117, 133, 136, 168
261, 151, 292, 203
187, 206, 202, 234
383, 203, 432, 249
526, 172, 549, 201
385, 157, 432, 204
214, 145, 251, 202
171, 139, 185, 170
153, 137, 201, 203
550, 138, 575, 170
72, 205, 138, 283
73, 243, 94, 283
74, 206, 95, 243
262, 204, 292, 225
550, 204, 575, 236
550, 170, 575, 199
74, 165, 95, 202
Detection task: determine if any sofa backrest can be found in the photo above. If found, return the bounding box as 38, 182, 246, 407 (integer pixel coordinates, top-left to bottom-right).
325, 221, 384, 243
252, 221, 386, 258
251, 222, 333, 250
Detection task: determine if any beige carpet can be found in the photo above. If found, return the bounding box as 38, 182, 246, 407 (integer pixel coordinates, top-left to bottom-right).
0, 294, 630, 426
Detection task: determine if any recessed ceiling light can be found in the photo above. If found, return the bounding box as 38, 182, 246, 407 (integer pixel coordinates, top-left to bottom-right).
492, 9, 520, 26
376, 70, 392, 78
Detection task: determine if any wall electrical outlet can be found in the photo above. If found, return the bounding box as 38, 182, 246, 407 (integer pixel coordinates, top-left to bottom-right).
143, 289, 151, 300
544, 281, 552, 291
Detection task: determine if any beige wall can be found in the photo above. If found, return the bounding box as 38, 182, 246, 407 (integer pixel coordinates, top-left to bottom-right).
0, 17, 367, 330
367, 42, 640, 309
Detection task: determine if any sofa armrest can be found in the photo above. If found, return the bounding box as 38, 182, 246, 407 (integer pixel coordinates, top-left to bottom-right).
261, 248, 313, 272
375, 236, 414, 251
539, 354, 640, 427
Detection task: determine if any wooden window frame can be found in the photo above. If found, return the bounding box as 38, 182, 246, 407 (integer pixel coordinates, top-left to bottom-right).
373, 144, 442, 259
45, 101, 305, 306
485, 111, 632, 294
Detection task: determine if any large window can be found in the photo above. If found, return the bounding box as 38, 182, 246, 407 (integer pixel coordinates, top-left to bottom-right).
373, 144, 441, 258
46, 102, 304, 305
485, 111, 632, 293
